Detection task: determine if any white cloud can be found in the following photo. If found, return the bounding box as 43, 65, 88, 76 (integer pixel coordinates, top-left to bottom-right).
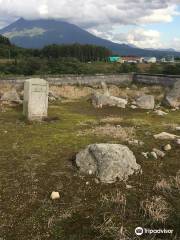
0, 0, 179, 27
167, 37, 180, 51
114, 28, 162, 49
0, 0, 179, 50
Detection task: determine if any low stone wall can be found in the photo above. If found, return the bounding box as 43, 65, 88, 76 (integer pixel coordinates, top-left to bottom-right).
134, 74, 180, 87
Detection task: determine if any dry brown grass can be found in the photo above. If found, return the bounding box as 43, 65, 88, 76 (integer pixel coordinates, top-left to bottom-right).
100, 190, 127, 218
77, 119, 98, 126
93, 215, 130, 240
141, 196, 171, 223
155, 170, 180, 193
100, 190, 126, 206
174, 170, 180, 190
162, 123, 179, 131
50, 85, 93, 99
93, 215, 119, 239
155, 179, 172, 192
78, 124, 135, 141
99, 117, 124, 124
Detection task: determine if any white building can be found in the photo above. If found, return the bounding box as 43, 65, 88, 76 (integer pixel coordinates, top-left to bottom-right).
144, 57, 157, 63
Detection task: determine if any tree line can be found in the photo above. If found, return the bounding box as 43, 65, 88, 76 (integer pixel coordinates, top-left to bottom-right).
0, 39, 112, 62
0, 35, 11, 46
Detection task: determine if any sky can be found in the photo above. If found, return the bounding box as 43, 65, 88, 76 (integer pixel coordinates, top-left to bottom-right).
0, 0, 180, 50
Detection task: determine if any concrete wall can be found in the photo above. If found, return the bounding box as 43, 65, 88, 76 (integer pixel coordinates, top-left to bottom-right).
0, 74, 133, 87
0, 73, 180, 87
134, 74, 180, 87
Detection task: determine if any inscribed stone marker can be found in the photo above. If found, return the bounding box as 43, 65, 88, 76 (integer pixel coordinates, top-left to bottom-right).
23, 78, 49, 121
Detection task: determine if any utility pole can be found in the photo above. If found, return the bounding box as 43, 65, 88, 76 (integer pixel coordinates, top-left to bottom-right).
8, 49, 11, 60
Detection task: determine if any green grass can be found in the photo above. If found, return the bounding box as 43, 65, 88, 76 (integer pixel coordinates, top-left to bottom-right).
0, 100, 180, 240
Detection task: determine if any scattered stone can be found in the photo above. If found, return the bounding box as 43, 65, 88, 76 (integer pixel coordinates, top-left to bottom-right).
76, 144, 141, 184
92, 92, 128, 109
126, 184, 133, 189
88, 170, 93, 175
0, 89, 21, 104
176, 139, 180, 145
86, 181, 90, 185
141, 152, 149, 159
151, 152, 158, 159
153, 148, 165, 158
165, 80, 180, 108
163, 144, 172, 151
94, 178, 100, 184
155, 104, 161, 109
130, 105, 137, 109
175, 127, 180, 131
48, 90, 60, 102
23, 78, 49, 121
128, 139, 144, 146
50, 191, 60, 200
154, 110, 168, 116
135, 95, 155, 110
154, 132, 179, 140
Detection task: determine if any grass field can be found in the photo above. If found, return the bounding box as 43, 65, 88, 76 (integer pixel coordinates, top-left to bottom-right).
0, 95, 180, 239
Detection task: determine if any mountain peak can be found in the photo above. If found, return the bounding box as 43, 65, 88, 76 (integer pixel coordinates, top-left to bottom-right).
0, 18, 179, 57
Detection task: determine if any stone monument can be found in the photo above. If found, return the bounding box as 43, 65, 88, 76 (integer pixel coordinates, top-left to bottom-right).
23, 78, 49, 121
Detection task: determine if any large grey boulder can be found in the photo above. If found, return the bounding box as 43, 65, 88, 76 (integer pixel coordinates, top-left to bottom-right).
135, 95, 155, 110
92, 92, 127, 108
165, 80, 180, 108
0, 89, 21, 104
75, 144, 141, 183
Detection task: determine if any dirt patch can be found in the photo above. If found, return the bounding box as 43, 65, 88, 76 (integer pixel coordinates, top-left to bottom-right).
78, 124, 135, 141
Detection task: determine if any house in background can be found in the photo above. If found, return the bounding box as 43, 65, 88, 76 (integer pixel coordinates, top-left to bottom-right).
121, 56, 141, 63
160, 55, 175, 63
108, 56, 121, 62
143, 57, 157, 63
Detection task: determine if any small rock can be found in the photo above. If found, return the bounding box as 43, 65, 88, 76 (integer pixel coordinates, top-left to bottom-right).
126, 184, 133, 189
141, 152, 149, 159
176, 139, 180, 145
86, 181, 89, 185
163, 144, 172, 151
128, 139, 144, 146
88, 170, 93, 175
50, 191, 60, 200
151, 152, 158, 159
130, 105, 137, 109
128, 140, 138, 145
175, 127, 180, 131
154, 132, 179, 140
154, 110, 168, 116
153, 148, 165, 158
95, 178, 100, 184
